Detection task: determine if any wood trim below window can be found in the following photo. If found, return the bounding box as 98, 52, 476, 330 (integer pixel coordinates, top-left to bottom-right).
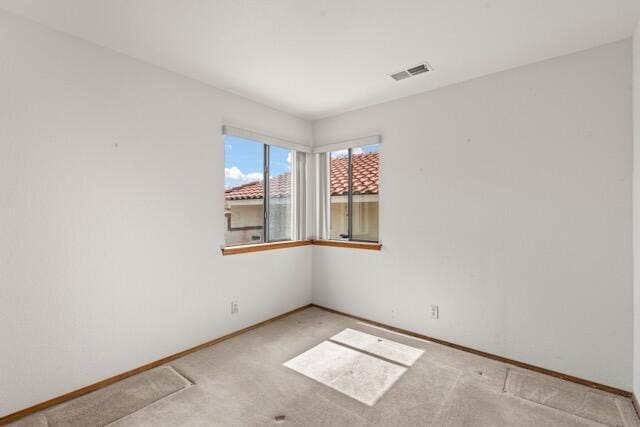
221, 240, 312, 256
310, 239, 382, 251
221, 239, 382, 256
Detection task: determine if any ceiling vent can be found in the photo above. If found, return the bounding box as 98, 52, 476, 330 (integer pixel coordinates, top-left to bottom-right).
390, 62, 432, 81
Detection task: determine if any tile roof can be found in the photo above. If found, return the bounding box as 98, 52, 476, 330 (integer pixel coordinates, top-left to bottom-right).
224, 172, 291, 200
329, 152, 378, 196
224, 152, 379, 200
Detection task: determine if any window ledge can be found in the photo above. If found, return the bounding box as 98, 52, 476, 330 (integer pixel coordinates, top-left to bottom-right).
222, 239, 382, 255
310, 240, 382, 251
222, 240, 312, 256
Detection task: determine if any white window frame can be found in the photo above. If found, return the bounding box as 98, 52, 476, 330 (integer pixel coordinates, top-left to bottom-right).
223, 125, 309, 247
314, 135, 381, 244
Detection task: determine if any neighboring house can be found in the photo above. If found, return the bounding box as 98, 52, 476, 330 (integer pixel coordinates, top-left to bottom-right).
224, 152, 379, 245
224, 172, 292, 246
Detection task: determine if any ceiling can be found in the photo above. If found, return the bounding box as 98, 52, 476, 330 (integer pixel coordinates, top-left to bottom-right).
1, 0, 639, 119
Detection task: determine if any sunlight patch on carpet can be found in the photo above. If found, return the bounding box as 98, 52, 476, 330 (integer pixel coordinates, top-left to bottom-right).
284, 341, 406, 406
330, 328, 424, 366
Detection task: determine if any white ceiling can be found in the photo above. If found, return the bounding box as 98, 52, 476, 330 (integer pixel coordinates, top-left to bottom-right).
1, 0, 639, 119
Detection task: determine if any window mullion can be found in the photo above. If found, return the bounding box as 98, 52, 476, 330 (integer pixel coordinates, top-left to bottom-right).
347, 148, 353, 241
263, 144, 270, 243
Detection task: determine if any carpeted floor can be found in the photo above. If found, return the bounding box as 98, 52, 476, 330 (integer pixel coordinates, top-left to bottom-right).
10, 307, 640, 426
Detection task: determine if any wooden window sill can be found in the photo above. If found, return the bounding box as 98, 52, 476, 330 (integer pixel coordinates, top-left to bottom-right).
222, 239, 382, 255
222, 240, 312, 256
310, 240, 382, 251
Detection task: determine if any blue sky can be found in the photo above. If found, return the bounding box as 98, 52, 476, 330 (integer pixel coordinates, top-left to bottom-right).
330, 144, 378, 159
224, 135, 291, 189
224, 135, 379, 188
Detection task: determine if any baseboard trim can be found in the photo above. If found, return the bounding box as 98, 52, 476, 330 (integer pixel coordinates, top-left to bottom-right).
0, 304, 312, 425
311, 304, 632, 398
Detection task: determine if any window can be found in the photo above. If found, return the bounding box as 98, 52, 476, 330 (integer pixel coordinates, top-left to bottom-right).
224, 135, 294, 247
329, 144, 379, 242
267, 145, 293, 242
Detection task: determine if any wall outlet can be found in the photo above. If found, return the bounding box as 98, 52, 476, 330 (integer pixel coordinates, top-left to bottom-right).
231, 301, 239, 314
430, 305, 439, 319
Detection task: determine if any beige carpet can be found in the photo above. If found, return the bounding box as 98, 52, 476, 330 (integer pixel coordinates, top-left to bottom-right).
283, 340, 408, 406
9, 307, 640, 426
329, 328, 424, 366
10, 366, 191, 427
504, 369, 637, 426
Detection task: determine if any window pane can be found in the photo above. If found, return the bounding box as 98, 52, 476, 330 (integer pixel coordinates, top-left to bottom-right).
351, 144, 379, 242
268, 146, 293, 242
223, 136, 264, 246
329, 150, 349, 240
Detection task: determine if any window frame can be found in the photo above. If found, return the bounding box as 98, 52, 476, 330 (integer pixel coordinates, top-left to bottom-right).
330, 145, 380, 244
265, 144, 296, 244
224, 137, 295, 247
263, 143, 270, 243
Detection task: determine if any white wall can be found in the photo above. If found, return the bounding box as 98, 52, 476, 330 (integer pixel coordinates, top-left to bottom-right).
313, 40, 633, 390
633, 21, 640, 398
0, 11, 312, 416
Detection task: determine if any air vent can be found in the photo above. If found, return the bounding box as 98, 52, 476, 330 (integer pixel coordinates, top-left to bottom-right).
390, 70, 411, 81
408, 64, 429, 76
390, 62, 432, 81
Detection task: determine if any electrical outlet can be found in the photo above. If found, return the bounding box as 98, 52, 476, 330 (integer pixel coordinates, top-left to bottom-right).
231, 301, 239, 314
430, 305, 439, 319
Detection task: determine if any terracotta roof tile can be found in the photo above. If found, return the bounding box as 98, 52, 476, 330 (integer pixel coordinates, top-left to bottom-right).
329, 152, 379, 196
224, 172, 291, 200
224, 152, 379, 200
